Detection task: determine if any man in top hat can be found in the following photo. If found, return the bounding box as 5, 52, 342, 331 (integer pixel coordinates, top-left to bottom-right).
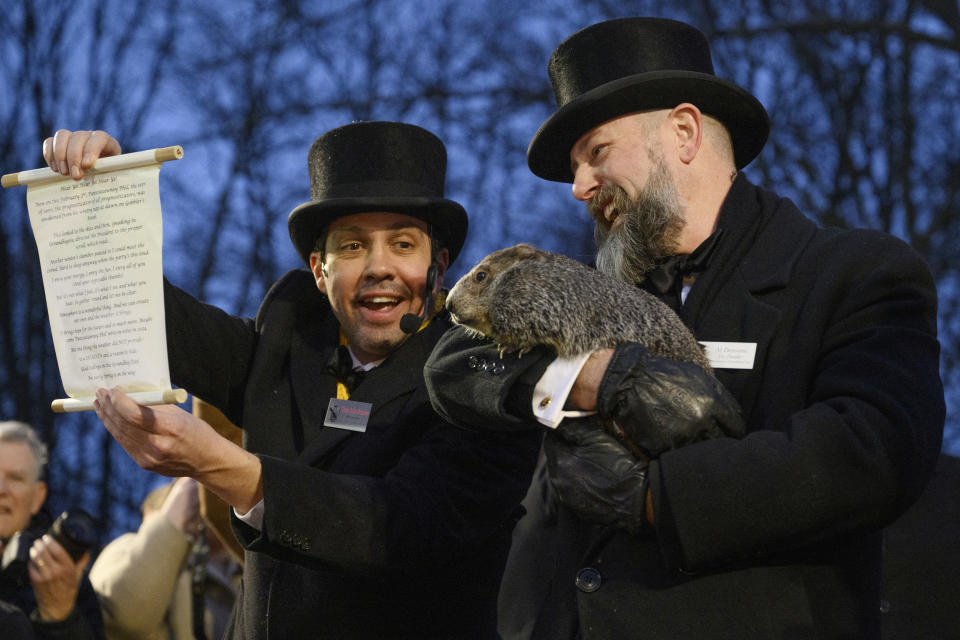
43, 122, 542, 639
424, 17, 944, 639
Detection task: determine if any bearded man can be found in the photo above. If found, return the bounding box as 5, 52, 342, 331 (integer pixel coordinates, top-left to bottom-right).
424, 17, 944, 640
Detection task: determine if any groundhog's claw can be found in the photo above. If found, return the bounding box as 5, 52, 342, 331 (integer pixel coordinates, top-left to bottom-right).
495, 343, 529, 358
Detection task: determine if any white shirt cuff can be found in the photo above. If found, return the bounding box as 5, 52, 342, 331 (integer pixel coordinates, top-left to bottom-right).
234, 499, 264, 531
532, 352, 596, 429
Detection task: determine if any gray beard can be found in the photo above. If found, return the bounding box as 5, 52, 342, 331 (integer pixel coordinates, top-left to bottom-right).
593, 160, 685, 285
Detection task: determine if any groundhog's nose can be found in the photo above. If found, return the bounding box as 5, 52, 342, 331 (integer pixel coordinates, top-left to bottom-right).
444, 292, 466, 325
445, 296, 459, 318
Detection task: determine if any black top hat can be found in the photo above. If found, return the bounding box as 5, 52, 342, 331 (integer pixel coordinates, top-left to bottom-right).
527, 17, 770, 183
288, 121, 468, 265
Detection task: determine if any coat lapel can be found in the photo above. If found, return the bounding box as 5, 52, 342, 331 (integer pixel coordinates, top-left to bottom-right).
350, 329, 428, 407
289, 303, 341, 460
682, 174, 816, 421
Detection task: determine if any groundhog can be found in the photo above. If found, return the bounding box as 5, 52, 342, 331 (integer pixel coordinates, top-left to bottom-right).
446, 243, 711, 371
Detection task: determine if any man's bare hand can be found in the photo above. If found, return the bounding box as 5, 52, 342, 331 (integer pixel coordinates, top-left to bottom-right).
93, 388, 263, 512
28, 535, 88, 622
567, 349, 614, 411
93, 388, 212, 478
42, 129, 122, 180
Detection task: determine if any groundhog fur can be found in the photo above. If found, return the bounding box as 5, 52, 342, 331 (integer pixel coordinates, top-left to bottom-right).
447, 243, 711, 372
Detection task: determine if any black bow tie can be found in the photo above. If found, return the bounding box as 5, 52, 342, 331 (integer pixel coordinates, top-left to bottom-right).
642, 230, 723, 311
326, 345, 365, 394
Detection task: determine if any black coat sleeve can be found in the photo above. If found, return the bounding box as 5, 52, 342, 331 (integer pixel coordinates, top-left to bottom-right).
424, 326, 554, 431
163, 277, 260, 427
236, 390, 542, 572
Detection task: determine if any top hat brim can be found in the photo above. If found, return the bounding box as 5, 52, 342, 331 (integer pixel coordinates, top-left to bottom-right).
528, 70, 770, 183
288, 196, 468, 266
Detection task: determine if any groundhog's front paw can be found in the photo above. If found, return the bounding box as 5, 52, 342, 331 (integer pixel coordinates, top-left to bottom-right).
496, 343, 531, 358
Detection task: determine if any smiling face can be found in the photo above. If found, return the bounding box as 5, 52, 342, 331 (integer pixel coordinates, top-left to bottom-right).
570, 113, 662, 216
310, 212, 448, 364
569, 112, 686, 283
0, 441, 47, 543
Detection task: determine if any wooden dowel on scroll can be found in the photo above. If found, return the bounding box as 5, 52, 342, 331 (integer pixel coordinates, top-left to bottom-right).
1, 146, 184, 189
153, 146, 184, 163
51, 388, 188, 413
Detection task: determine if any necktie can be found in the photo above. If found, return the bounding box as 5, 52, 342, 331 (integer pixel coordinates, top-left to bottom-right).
641, 229, 723, 313
326, 345, 365, 396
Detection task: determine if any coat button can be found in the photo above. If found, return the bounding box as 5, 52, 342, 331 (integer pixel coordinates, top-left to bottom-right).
575, 567, 601, 593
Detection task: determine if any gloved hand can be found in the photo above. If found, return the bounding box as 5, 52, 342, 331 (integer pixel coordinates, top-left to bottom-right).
597, 343, 745, 459
544, 416, 650, 536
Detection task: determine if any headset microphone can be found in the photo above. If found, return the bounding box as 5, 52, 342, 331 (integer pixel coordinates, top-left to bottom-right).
400, 263, 439, 334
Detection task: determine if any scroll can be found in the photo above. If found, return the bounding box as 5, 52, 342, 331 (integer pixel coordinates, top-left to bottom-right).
2, 147, 187, 412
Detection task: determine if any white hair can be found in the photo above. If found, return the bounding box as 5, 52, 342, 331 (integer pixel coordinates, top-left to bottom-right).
0, 421, 48, 479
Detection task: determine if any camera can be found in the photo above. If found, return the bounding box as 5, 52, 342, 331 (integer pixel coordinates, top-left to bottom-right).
47, 509, 98, 561
1, 509, 98, 579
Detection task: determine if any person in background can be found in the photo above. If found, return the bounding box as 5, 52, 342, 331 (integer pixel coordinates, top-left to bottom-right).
0, 421, 105, 639
90, 477, 240, 640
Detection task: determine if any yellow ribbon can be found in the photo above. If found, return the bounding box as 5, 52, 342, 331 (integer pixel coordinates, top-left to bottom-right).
336, 331, 350, 400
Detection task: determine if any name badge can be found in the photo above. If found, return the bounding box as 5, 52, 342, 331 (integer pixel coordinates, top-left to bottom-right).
699, 341, 757, 370
324, 398, 372, 432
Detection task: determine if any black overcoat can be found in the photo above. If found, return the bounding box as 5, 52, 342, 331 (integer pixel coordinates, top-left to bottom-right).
425, 174, 945, 639
163, 271, 542, 639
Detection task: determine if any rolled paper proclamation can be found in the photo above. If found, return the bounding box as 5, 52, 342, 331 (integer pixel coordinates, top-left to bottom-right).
6, 146, 185, 411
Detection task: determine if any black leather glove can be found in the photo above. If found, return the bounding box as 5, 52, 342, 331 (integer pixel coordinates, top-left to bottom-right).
544, 416, 650, 536
597, 343, 745, 459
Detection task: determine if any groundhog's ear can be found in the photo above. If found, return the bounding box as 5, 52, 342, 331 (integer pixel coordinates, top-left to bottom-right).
508, 243, 542, 261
